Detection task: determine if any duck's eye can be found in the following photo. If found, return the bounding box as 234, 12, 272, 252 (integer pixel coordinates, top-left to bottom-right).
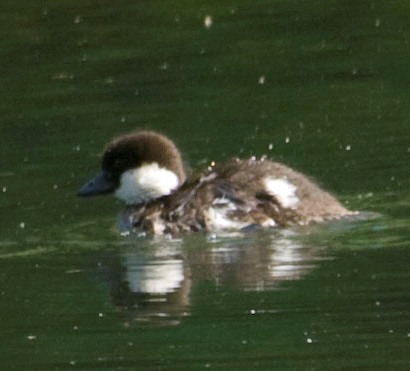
103, 156, 124, 174
110, 158, 129, 175
114, 159, 122, 169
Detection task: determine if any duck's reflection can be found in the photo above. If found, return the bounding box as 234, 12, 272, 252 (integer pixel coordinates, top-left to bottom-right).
110, 238, 191, 326
109, 229, 323, 325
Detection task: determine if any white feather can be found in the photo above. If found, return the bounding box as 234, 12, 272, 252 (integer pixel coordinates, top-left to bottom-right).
205, 202, 250, 230
264, 177, 299, 209
115, 163, 179, 204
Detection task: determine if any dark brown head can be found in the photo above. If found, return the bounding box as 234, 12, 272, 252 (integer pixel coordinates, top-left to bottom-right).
78, 131, 186, 204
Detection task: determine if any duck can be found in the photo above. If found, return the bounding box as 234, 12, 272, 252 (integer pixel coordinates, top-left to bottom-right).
77, 130, 353, 235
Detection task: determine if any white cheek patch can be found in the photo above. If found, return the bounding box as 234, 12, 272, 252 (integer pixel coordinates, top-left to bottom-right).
264, 177, 299, 209
115, 163, 180, 204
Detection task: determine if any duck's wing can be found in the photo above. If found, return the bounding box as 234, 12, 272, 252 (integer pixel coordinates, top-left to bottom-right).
130, 159, 352, 235
210, 158, 352, 226
162, 160, 299, 231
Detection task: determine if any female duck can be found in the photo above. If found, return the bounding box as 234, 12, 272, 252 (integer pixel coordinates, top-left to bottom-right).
78, 131, 352, 235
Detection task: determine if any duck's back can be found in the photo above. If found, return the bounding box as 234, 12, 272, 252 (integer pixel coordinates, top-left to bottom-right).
126, 158, 351, 235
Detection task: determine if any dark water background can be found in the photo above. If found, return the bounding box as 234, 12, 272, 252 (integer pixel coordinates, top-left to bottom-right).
1, 1, 409, 370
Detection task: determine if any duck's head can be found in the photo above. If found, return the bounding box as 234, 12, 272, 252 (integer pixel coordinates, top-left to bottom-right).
77, 131, 186, 205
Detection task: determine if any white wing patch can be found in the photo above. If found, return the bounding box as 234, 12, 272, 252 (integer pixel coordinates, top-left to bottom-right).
115, 163, 180, 205
205, 199, 250, 230
264, 177, 299, 209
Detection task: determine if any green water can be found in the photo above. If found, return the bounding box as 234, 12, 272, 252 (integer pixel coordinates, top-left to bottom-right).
1, 1, 410, 370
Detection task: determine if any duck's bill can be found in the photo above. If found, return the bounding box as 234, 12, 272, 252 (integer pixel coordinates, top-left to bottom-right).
77, 171, 115, 197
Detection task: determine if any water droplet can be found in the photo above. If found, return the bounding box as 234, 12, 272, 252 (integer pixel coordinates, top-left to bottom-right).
204, 15, 213, 29
74, 15, 82, 24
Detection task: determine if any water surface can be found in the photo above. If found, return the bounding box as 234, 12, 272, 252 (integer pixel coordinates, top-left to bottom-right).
1, 1, 409, 370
